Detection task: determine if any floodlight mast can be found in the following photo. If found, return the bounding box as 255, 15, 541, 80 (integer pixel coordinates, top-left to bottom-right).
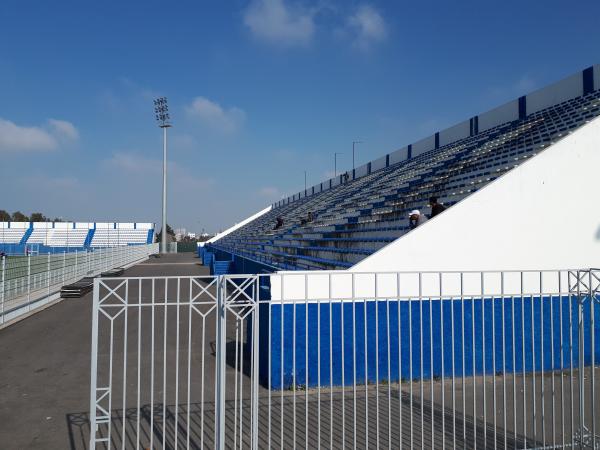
154, 97, 171, 254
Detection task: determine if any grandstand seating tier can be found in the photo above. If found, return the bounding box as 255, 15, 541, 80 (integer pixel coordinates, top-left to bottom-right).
210, 88, 600, 270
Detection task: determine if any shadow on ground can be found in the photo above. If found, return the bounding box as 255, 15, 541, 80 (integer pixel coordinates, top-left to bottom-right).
67, 389, 536, 449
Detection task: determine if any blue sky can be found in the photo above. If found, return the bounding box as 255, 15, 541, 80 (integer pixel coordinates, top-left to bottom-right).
1, 0, 599, 233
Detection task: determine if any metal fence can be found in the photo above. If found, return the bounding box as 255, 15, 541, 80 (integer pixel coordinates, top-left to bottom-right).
1, 243, 158, 326
90, 269, 600, 449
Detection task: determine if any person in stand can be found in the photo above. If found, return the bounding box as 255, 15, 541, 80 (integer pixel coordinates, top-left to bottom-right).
301, 211, 314, 226
429, 196, 446, 218
343, 172, 350, 183
273, 217, 284, 230
408, 209, 428, 230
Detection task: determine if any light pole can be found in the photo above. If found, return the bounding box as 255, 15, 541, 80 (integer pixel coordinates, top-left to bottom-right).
352, 140, 362, 171
304, 171, 307, 191
154, 97, 171, 254
334, 152, 343, 177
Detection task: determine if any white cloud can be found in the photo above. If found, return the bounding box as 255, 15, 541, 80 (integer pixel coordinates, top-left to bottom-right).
0, 118, 79, 153
244, 0, 315, 46
185, 97, 246, 134
347, 5, 387, 50
48, 119, 79, 141
0, 119, 55, 152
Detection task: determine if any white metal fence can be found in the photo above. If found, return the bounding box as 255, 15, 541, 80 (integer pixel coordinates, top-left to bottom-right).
90, 269, 600, 449
0, 243, 158, 326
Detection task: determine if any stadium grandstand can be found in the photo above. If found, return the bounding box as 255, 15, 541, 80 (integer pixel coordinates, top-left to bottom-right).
0, 221, 154, 254
204, 65, 600, 273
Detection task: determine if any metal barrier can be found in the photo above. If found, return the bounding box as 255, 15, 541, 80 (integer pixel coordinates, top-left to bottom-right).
89, 269, 600, 449
0, 243, 158, 325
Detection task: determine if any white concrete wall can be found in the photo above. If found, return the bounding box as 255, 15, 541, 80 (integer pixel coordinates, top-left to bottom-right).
527, 72, 583, 115
268, 269, 569, 301
136, 223, 154, 230
439, 120, 470, 147
412, 135, 435, 158
32, 222, 51, 229
479, 100, 519, 132
1, 222, 28, 229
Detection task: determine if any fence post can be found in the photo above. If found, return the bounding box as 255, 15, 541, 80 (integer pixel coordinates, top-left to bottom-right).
27, 253, 31, 309
215, 276, 226, 450
1, 255, 5, 324
75, 249, 78, 279
62, 251, 66, 285
89, 277, 100, 449
47, 252, 51, 298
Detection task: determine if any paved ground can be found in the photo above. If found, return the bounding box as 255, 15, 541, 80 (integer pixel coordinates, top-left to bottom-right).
0, 253, 206, 450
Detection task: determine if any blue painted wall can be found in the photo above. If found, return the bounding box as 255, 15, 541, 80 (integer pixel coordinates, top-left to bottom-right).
259, 295, 599, 390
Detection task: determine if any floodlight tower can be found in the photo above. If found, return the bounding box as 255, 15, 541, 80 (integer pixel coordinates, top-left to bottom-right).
154, 97, 171, 254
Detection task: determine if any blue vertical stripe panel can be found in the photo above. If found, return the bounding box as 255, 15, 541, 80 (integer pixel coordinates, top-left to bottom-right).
583, 66, 594, 95
368, 162, 372, 174
407, 144, 412, 159
261, 296, 600, 389
469, 118, 474, 136
474, 115, 479, 134
435, 132, 440, 149
385, 154, 390, 167
519, 96, 527, 119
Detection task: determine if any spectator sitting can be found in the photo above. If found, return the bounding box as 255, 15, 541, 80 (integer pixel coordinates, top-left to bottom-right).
273, 217, 284, 230
343, 173, 350, 183
429, 196, 446, 218
301, 211, 314, 226
408, 209, 428, 230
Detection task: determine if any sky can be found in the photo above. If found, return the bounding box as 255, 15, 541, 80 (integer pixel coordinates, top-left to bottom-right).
1, 0, 599, 234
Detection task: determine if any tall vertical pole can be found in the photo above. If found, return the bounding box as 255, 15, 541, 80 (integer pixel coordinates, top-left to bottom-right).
334, 154, 337, 178
304, 171, 307, 191
161, 125, 168, 254
352, 142, 355, 171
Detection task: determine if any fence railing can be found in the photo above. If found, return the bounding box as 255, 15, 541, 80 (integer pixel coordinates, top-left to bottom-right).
1, 243, 158, 326
90, 269, 600, 449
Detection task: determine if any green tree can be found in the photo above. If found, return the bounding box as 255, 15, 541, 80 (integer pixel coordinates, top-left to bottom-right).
30, 212, 47, 222
11, 211, 29, 222
155, 224, 175, 242
0, 210, 10, 221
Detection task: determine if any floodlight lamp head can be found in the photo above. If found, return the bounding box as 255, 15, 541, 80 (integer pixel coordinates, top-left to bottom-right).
153, 97, 171, 127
